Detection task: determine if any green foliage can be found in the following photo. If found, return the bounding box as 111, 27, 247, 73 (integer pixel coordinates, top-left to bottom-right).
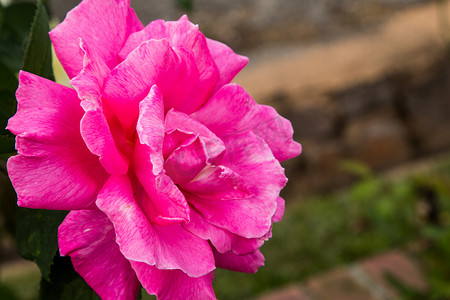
22, 0, 53, 81
0, 2, 36, 72
15, 208, 68, 281
12, 0, 69, 290
40, 255, 100, 300
176, 0, 193, 11
0, 64, 17, 154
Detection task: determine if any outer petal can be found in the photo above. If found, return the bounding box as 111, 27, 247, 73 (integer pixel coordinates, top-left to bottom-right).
213, 248, 265, 273
50, 0, 143, 78
71, 41, 129, 175
58, 210, 140, 300
273, 197, 285, 223
102, 39, 198, 131
131, 262, 215, 300
120, 16, 219, 113
7, 72, 107, 210
188, 132, 286, 238
96, 175, 215, 277
80, 102, 129, 175
191, 84, 301, 161
183, 208, 265, 255
206, 38, 248, 93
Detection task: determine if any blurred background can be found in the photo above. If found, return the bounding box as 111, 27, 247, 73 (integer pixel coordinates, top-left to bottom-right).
2, 0, 450, 299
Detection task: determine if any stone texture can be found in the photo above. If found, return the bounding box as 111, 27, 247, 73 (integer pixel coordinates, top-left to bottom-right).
258, 249, 427, 300
361, 250, 428, 298
49, 0, 429, 51
45, 0, 450, 193
344, 116, 412, 168
258, 285, 311, 300
405, 62, 450, 153
333, 79, 395, 119
306, 267, 378, 300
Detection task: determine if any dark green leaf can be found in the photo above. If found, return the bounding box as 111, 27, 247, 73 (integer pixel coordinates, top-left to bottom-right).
0, 62, 18, 137
0, 2, 36, 72
22, 0, 54, 80
176, 0, 193, 11
14, 0, 60, 282
0, 135, 15, 154
15, 207, 68, 281
40, 255, 100, 300
3, 2, 36, 40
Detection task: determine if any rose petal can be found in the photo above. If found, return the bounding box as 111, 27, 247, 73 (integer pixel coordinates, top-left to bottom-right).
188, 132, 285, 238
131, 262, 215, 300
182, 165, 252, 201
50, 0, 143, 78
136, 85, 165, 175
80, 103, 129, 175
120, 16, 219, 112
164, 137, 208, 185
206, 38, 248, 93
133, 140, 190, 225
183, 208, 265, 255
7, 72, 106, 210
70, 39, 110, 102
165, 109, 225, 161
163, 129, 197, 160
58, 210, 140, 300
273, 197, 285, 223
96, 175, 215, 277
191, 84, 301, 161
213, 248, 265, 273
102, 39, 198, 131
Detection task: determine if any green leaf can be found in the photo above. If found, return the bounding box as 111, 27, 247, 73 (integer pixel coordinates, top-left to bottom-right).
176, 0, 193, 11
22, 0, 53, 81
15, 207, 68, 281
13, 0, 61, 282
0, 62, 18, 142
0, 135, 15, 154
0, 2, 36, 72
40, 255, 100, 300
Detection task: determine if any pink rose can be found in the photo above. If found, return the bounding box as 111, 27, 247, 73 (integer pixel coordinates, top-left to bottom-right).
7, 0, 301, 299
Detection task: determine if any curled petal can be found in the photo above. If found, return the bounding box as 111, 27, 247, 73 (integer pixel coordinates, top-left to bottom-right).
213, 248, 265, 274
80, 103, 129, 175
165, 109, 225, 161
120, 15, 219, 112
273, 197, 285, 223
206, 38, 248, 93
133, 141, 190, 225
183, 208, 265, 255
131, 262, 215, 300
50, 0, 143, 78
191, 84, 301, 161
182, 165, 252, 201
136, 85, 165, 175
7, 72, 106, 210
102, 39, 198, 130
96, 175, 215, 277
188, 132, 285, 238
59, 210, 140, 300
164, 137, 208, 185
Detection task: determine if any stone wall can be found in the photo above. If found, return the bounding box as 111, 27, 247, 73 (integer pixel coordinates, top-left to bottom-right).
234, 3, 450, 194
50, 0, 430, 51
